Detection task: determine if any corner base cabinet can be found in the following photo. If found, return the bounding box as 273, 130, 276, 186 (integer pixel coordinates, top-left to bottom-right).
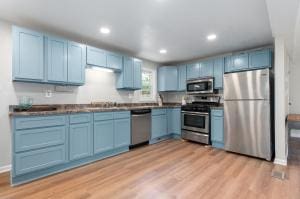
11, 111, 131, 186
211, 109, 224, 149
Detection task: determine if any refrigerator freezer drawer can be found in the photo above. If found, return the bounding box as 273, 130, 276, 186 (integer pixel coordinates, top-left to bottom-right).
224, 100, 272, 160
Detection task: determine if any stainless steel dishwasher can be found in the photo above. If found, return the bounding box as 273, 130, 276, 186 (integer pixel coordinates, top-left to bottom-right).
131, 109, 151, 146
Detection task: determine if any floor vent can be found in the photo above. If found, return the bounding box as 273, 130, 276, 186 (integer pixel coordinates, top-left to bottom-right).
271, 170, 286, 180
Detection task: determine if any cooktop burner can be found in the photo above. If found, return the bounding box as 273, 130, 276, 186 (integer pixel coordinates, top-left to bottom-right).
181, 104, 210, 112
181, 101, 220, 112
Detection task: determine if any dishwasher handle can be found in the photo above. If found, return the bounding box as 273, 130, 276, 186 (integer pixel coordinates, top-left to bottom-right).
131, 109, 151, 115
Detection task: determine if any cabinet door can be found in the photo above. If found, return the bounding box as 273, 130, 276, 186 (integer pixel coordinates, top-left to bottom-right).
249, 49, 271, 69
114, 118, 130, 148
211, 112, 224, 149
167, 108, 181, 135
133, 60, 142, 89
46, 36, 68, 83
213, 58, 224, 89
231, 53, 249, 71
86, 46, 107, 67
69, 123, 92, 161
200, 60, 213, 78
158, 66, 178, 91
186, 63, 200, 79
224, 56, 232, 73
94, 120, 114, 154
122, 57, 134, 88
151, 114, 167, 139
67, 41, 86, 85
178, 65, 187, 91
12, 26, 44, 81
107, 52, 122, 71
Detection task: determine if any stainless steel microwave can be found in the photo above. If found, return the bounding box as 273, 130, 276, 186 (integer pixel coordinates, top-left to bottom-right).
186, 77, 214, 95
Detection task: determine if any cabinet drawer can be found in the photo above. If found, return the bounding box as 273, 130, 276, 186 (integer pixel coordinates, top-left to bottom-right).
94, 112, 114, 121
15, 126, 66, 152
152, 109, 167, 116
15, 115, 66, 130
211, 109, 224, 117
69, 113, 92, 124
15, 145, 66, 175
114, 111, 130, 119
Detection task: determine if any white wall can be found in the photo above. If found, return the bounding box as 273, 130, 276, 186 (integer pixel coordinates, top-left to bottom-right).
274, 38, 290, 165
0, 20, 158, 169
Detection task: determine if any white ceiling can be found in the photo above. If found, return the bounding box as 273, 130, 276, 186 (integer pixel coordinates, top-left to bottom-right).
0, 0, 273, 63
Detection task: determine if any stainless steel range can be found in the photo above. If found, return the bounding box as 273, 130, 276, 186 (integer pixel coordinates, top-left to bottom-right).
181, 96, 220, 144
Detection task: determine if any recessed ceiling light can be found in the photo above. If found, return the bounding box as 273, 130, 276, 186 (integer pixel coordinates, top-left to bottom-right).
159, 49, 167, 54
100, 27, 110, 34
207, 34, 217, 41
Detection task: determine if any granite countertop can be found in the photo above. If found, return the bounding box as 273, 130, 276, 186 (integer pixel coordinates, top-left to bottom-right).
9, 103, 181, 116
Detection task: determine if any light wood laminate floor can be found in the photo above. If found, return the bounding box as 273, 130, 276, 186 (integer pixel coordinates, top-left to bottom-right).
0, 139, 299, 199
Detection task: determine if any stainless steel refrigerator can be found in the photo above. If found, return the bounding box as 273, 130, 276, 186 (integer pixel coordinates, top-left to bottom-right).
224, 68, 273, 161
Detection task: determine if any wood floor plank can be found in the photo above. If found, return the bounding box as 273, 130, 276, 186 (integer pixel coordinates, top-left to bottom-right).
0, 139, 299, 199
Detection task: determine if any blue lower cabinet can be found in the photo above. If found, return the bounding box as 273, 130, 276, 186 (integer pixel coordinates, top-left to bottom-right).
211, 109, 224, 149
114, 118, 131, 148
69, 123, 93, 161
15, 144, 66, 175
15, 126, 66, 152
151, 114, 167, 139
167, 108, 181, 135
94, 120, 114, 154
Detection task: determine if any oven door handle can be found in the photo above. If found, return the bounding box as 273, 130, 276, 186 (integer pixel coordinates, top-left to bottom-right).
181, 111, 209, 115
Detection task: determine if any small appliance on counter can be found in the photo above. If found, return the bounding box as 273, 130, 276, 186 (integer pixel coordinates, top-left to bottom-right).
181, 96, 221, 144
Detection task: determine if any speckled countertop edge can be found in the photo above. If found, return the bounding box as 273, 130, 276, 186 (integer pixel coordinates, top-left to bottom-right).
9, 103, 182, 117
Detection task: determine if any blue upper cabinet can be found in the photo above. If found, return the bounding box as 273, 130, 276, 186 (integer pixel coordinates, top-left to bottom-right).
213, 58, 224, 89
46, 36, 68, 83
186, 63, 200, 79
86, 46, 107, 67
12, 26, 86, 86
225, 53, 248, 73
133, 59, 142, 89
200, 60, 213, 78
107, 52, 122, 71
67, 42, 86, 85
116, 56, 142, 90
12, 26, 44, 82
178, 65, 187, 91
158, 66, 178, 92
249, 49, 272, 69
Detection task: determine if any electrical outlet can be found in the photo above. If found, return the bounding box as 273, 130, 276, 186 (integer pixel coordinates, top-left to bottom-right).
45, 90, 52, 98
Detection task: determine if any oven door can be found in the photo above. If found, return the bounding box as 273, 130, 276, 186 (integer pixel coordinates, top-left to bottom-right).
186, 79, 214, 94
181, 111, 209, 133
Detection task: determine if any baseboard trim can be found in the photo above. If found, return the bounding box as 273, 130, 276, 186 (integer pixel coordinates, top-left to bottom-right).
0, 165, 11, 173
274, 158, 287, 166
